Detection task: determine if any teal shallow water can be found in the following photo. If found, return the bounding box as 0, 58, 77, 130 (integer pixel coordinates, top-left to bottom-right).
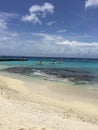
0, 57, 98, 90
0, 57, 98, 70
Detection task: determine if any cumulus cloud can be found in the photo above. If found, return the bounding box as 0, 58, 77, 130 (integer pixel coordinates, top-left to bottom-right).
85, 0, 98, 8
22, 2, 54, 24
46, 21, 56, 26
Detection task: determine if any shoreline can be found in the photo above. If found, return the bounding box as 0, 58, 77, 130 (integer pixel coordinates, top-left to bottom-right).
0, 72, 98, 130
1, 66, 98, 91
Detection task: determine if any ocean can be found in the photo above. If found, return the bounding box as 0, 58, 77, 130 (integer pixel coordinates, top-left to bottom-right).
0, 56, 98, 90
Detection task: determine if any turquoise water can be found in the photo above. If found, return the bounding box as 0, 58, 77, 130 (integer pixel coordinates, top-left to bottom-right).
0, 57, 98, 89
0, 57, 98, 70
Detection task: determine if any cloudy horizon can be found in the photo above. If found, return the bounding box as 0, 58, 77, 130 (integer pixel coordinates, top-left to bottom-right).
0, 0, 98, 58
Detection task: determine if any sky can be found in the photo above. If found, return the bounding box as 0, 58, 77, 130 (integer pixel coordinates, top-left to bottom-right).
0, 0, 98, 58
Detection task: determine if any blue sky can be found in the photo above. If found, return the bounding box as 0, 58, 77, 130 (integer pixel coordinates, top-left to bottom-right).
0, 0, 98, 57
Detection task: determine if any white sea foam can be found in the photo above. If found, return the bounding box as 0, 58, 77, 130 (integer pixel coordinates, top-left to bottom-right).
32, 70, 48, 77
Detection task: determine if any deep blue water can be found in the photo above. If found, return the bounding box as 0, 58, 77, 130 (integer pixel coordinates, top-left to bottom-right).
0, 56, 98, 88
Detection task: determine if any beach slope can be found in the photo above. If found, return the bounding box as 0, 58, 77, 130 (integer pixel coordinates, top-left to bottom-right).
0, 75, 98, 130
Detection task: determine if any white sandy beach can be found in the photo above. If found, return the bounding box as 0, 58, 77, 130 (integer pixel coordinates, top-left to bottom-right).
0, 74, 98, 130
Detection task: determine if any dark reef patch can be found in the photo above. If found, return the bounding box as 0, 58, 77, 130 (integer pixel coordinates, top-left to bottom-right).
1, 67, 97, 85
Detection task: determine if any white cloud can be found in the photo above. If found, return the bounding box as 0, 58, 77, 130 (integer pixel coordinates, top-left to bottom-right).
0, 18, 7, 30
0, 37, 12, 41
85, 0, 98, 8
29, 32, 98, 57
22, 2, 54, 24
0, 31, 19, 44
10, 32, 19, 37
56, 40, 98, 57
57, 40, 98, 47
0, 12, 18, 30
32, 33, 64, 42
22, 14, 41, 24
32, 33, 98, 47
1, 31, 98, 58
0, 12, 18, 21
57, 29, 67, 33
0, 12, 18, 48
46, 21, 56, 26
